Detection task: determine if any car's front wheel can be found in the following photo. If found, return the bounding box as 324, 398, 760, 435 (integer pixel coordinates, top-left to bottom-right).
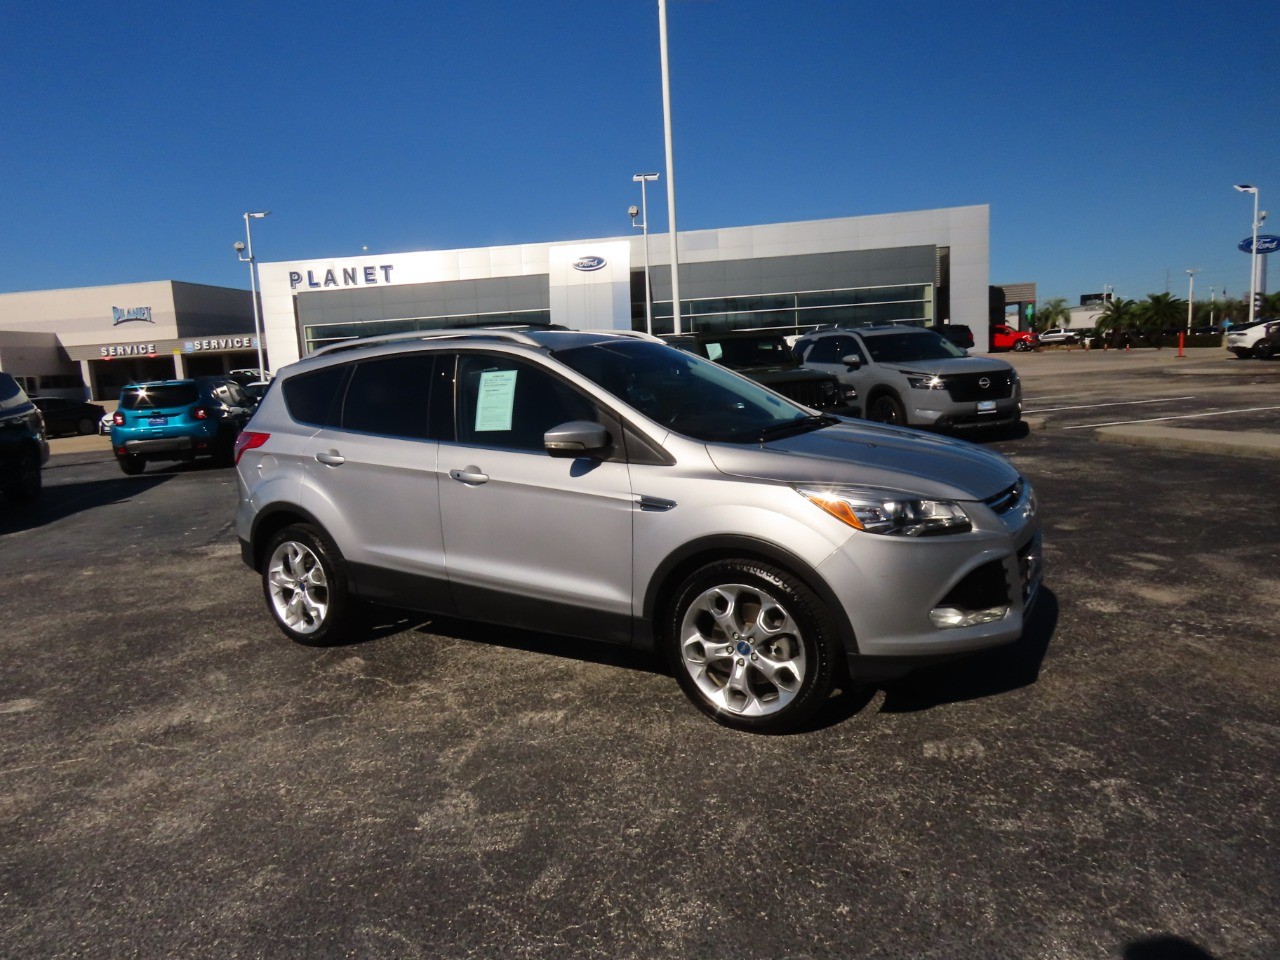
867, 393, 906, 425
262, 523, 355, 646
1254, 340, 1276, 360
666, 559, 843, 733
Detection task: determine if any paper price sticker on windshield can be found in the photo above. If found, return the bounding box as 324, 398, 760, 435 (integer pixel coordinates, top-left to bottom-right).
475, 370, 517, 432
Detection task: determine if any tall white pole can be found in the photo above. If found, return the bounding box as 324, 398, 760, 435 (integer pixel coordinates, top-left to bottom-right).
1251, 190, 1259, 326
243, 213, 267, 377
658, 0, 682, 334
633, 173, 659, 336
1185, 269, 1197, 332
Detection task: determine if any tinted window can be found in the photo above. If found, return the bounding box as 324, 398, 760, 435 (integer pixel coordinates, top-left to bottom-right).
806, 336, 860, 363
120, 384, 200, 409
0, 373, 28, 411
282, 365, 348, 427
340, 354, 436, 440
860, 331, 966, 363
454, 354, 596, 452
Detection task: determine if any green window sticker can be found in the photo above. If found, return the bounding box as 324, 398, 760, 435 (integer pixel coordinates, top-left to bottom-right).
475, 369, 517, 432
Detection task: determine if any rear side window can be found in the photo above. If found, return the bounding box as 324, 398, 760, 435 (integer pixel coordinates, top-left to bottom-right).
340, 354, 436, 439
121, 384, 199, 409
805, 336, 860, 363
282, 365, 348, 427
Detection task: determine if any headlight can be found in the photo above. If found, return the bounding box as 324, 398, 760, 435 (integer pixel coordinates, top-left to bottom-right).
907, 374, 947, 391
796, 485, 972, 536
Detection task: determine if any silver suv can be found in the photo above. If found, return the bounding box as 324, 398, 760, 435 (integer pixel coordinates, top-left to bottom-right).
794, 325, 1023, 431
234, 328, 1042, 732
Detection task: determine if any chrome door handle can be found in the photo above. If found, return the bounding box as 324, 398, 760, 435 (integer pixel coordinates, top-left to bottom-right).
315, 451, 345, 466
449, 466, 489, 485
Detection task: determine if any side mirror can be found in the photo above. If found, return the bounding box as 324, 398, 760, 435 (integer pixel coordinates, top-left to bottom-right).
544, 420, 611, 458
841, 354, 862, 369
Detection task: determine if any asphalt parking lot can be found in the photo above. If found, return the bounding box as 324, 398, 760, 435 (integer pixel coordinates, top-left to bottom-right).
3, 348, 1278, 959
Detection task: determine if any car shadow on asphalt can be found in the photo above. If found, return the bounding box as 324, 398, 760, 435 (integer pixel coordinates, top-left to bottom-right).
355, 607, 670, 676
875, 588, 1059, 713
0, 474, 173, 536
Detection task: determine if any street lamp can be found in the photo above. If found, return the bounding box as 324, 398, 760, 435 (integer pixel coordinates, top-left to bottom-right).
1235, 184, 1260, 326
657, 0, 682, 334
1185, 268, 1198, 332
630, 173, 660, 335
236, 211, 270, 378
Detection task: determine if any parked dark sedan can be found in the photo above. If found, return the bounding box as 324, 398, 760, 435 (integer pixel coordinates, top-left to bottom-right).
31, 397, 107, 437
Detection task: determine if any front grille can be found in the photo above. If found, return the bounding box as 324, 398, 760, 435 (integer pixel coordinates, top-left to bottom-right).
985, 480, 1025, 515
944, 372, 1015, 402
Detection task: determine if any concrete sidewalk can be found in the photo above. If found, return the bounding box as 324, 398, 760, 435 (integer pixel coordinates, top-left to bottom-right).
1095, 425, 1280, 460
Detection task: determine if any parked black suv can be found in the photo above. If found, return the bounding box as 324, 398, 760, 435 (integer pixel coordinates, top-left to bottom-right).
0, 372, 49, 503
663, 329, 859, 414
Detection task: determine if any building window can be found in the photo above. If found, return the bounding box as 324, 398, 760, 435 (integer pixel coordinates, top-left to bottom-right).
649, 283, 932, 335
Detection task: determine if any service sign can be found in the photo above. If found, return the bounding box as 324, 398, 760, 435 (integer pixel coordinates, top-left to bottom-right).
1239, 235, 1280, 255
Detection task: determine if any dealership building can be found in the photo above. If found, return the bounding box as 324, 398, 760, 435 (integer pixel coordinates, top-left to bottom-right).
0, 281, 257, 400
0, 205, 994, 399
258, 204, 992, 369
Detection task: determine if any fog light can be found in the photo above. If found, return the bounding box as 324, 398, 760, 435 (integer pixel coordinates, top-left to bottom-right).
930, 605, 1010, 629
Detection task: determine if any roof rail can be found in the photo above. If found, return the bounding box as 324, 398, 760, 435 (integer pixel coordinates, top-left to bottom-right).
310, 326, 548, 358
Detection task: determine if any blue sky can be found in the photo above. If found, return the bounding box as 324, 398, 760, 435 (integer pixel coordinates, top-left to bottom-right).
3, 1, 1277, 306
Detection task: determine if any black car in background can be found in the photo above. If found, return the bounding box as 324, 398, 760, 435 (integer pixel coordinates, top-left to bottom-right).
1, 373, 49, 503
662, 329, 859, 415
933, 324, 975, 350
31, 396, 107, 437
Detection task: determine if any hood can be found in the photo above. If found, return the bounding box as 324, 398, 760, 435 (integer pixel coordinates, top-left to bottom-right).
705, 419, 1019, 501
880, 357, 1015, 378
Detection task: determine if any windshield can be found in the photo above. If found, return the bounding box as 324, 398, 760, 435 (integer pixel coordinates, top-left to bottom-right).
861, 330, 967, 363
121, 384, 199, 409
554, 340, 824, 443
701, 335, 796, 369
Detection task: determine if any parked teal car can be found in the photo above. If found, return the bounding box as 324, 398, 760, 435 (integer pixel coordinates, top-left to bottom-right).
109, 377, 254, 475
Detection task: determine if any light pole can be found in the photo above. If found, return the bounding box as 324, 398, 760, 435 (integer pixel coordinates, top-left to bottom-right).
1185, 269, 1198, 332
236, 211, 270, 377
630, 173, 660, 335
1235, 184, 1260, 326
657, 0, 682, 334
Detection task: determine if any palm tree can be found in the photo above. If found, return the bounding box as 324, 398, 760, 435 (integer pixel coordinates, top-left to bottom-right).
1096, 298, 1135, 348
1035, 297, 1073, 331
1136, 292, 1185, 346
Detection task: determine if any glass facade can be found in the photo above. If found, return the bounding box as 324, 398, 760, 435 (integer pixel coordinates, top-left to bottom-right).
647, 283, 933, 335
303, 309, 553, 354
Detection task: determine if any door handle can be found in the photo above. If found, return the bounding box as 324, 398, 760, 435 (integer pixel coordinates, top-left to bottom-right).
315, 451, 345, 466
449, 466, 489, 485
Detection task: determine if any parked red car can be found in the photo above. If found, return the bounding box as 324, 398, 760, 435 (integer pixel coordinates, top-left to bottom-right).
990, 324, 1038, 352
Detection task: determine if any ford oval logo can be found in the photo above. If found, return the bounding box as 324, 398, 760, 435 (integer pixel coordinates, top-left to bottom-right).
1239, 235, 1280, 255
572, 255, 607, 272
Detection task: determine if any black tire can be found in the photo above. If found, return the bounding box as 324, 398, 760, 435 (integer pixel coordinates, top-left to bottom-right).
867, 393, 906, 426
1013, 339, 1033, 352
214, 430, 237, 467
665, 559, 843, 733
117, 454, 145, 476
1254, 340, 1275, 360
76, 417, 94, 435
3, 448, 42, 503
262, 523, 356, 646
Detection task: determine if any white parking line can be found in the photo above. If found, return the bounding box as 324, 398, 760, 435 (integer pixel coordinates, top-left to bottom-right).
1063, 405, 1280, 429
1025, 396, 1196, 414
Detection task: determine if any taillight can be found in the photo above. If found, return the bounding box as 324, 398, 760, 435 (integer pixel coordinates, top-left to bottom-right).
194, 407, 210, 420
234, 431, 270, 465
112, 411, 124, 426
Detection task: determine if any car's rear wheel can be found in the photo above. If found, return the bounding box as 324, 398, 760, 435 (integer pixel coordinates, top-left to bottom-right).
1014, 339, 1034, 352
263, 523, 354, 646
867, 393, 906, 425
76, 417, 94, 435
3, 448, 41, 503
117, 454, 145, 476
1254, 340, 1275, 360
665, 559, 842, 733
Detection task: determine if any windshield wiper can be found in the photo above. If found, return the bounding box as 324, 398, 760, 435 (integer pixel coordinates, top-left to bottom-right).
756, 415, 839, 442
